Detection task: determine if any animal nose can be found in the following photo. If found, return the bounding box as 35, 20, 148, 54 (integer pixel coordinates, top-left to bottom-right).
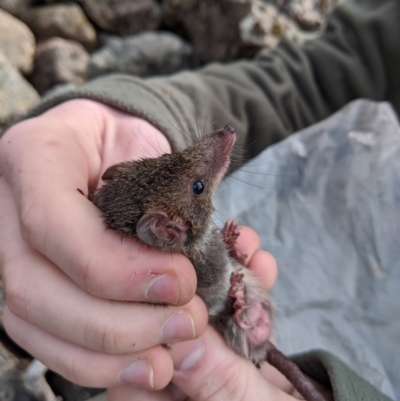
224, 125, 236, 134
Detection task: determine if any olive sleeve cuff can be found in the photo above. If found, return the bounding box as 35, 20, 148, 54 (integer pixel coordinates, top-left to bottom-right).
292, 350, 394, 401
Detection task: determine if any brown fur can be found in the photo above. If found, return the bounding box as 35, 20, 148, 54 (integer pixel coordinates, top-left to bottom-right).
92, 126, 329, 401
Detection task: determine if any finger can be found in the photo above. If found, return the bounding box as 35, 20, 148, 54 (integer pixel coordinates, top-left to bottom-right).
4, 252, 208, 354
0, 181, 208, 354
170, 326, 295, 401
3, 306, 173, 390
23, 185, 197, 304
235, 226, 278, 291
0, 102, 194, 305
106, 384, 189, 401
234, 225, 260, 260
248, 250, 278, 291
0, 178, 196, 306
107, 386, 174, 401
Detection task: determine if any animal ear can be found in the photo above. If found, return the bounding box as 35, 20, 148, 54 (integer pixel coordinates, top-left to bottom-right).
101, 163, 128, 181
137, 211, 189, 252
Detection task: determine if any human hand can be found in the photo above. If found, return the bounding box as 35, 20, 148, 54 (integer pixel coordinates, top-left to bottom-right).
107, 228, 313, 401
0, 99, 208, 389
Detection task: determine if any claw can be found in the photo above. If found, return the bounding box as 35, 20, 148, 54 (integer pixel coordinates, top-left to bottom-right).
221, 220, 248, 265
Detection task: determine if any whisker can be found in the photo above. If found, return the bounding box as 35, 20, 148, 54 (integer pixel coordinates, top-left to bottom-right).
226, 175, 267, 189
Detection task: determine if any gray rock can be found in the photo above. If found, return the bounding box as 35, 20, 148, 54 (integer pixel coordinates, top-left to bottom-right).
0, 0, 34, 16
97, 32, 121, 48
0, 349, 59, 401
30, 37, 89, 94
82, 0, 161, 36
20, 3, 96, 50
0, 8, 35, 74
0, 53, 39, 130
22, 360, 60, 401
240, 2, 298, 48
0, 341, 30, 401
88, 31, 198, 79
161, 0, 251, 62
272, 0, 340, 30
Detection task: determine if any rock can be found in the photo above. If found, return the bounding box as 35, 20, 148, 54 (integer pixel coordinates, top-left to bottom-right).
273, 0, 340, 31
0, 0, 34, 16
240, 2, 298, 49
0, 53, 39, 130
22, 360, 60, 401
161, 0, 251, 62
97, 32, 121, 48
82, 0, 161, 36
88, 31, 198, 79
1, 277, 60, 401
20, 3, 96, 50
0, 341, 29, 401
0, 346, 60, 401
30, 37, 89, 94
0, 336, 40, 401
0, 8, 35, 74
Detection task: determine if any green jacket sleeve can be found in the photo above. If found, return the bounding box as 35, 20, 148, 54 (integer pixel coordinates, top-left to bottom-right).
292, 350, 393, 401
26, 0, 399, 399
28, 0, 400, 170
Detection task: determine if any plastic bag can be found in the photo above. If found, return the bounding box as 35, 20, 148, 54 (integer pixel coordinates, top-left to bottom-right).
214, 99, 400, 399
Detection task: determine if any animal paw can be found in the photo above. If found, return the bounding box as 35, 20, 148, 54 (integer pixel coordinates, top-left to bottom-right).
209, 266, 274, 363
221, 220, 248, 265
229, 268, 272, 346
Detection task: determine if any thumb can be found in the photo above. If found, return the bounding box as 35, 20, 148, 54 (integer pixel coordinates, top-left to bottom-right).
169, 326, 293, 401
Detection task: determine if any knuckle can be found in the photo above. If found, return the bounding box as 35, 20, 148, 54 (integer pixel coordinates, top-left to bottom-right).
89, 317, 126, 354
3, 270, 28, 318
19, 195, 41, 244
101, 321, 118, 353
61, 352, 91, 386
78, 256, 119, 300
79, 257, 103, 296
81, 258, 95, 293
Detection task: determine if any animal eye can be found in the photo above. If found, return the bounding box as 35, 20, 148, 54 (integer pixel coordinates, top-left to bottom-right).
192, 180, 204, 196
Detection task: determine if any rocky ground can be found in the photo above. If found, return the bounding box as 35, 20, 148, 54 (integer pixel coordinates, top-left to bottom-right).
0, 0, 339, 399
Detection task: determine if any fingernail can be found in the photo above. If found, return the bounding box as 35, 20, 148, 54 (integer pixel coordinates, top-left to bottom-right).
118, 360, 154, 388
171, 338, 204, 371
144, 274, 179, 304
162, 310, 195, 342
